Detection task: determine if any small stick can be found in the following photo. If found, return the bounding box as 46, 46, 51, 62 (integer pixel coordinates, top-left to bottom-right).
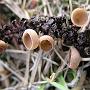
64, 67, 69, 79
32, 81, 47, 85
0, 60, 25, 82
32, 53, 58, 65
42, 0, 48, 16
24, 51, 30, 86
38, 59, 42, 81
29, 50, 42, 84
4, 0, 30, 19
69, 0, 73, 15
46, 0, 53, 16
43, 51, 58, 75
54, 48, 69, 67
22, 0, 26, 9
82, 58, 90, 61
43, 57, 58, 65
54, 62, 66, 79
43, 60, 52, 75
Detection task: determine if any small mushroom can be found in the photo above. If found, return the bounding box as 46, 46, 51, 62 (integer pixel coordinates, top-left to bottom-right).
0, 40, 8, 53
71, 8, 88, 27
66, 46, 81, 69
22, 29, 39, 50
39, 35, 54, 51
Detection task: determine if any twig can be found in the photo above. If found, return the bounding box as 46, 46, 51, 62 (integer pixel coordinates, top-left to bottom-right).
32, 53, 58, 65
5, 49, 27, 54
38, 58, 42, 81
24, 51, 30, 86
32, 81, 47, 85
69, 0, 73, 15
43, 60, 52, 75
43, 57, 58, 65
46, 0, 53, 16
4, 82, 21, 90
54, 62, 66, 79
29, 50, 42, 84
64, 67, 69, 79
82, 58, 90, 61
3, 0, 30, 19
22, 0, 26, 9
0, 60, 25, 82
42, 0, 48, 16
54, 48, 69, 67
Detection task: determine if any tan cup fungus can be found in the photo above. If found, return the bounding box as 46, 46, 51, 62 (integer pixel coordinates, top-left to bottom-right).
22, 29, 39, 50
69, 47, 81, 69
0, 40, 8, 53
39, 35, 54, 51
71, 8, 88, 27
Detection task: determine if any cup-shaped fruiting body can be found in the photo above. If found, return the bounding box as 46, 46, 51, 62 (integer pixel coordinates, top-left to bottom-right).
69, 47, 81, 69
0, 40, 8, 53
39, 35, 54, 51
22, 29, 39, 50
71, 8, 88, 27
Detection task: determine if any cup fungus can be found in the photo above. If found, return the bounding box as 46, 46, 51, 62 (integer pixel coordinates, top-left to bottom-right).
22, 29, 39, 50
71, 8, 88, 27
0, 40, 8, 53
67, 47, 81, 69
39, 35, 54, 51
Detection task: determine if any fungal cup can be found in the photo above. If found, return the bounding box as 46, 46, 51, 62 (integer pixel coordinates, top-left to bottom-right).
71, 8, 88, 27
22, 29, 39, 50
39, 35, 54, 52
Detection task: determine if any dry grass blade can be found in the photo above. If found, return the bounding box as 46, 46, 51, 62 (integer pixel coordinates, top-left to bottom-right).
54, 48, 69, 67
42, 0, 48, 16
5, 49, 27, 54
29, 50, 42, 84
0, 60, 25, 82
38, 58, 42, 81
82, 58, 90, 61
5, 49, 28, 61
43, 60, 52, 75
54, 63, 66, 80
69, 0, 73, 15
24, 51, 30, 86
43, 57, 58, 65
2, 0, 30, 19
46, 0, 53, 16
